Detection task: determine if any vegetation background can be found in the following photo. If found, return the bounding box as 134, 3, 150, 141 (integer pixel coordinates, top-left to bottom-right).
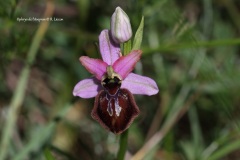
0, 0, 240, 159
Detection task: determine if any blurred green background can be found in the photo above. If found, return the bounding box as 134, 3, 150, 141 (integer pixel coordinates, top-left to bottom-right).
1, 0, 240, 160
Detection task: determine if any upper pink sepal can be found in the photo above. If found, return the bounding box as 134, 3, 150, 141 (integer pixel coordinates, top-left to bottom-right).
99, 30, 121, 65
80, 56, 108, 80
112, 50, 142, 79
73, 78, 101, 98
121, 73, 159, 96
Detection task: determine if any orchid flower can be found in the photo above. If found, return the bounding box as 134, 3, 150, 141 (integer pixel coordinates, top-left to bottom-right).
73, 30, 159, 134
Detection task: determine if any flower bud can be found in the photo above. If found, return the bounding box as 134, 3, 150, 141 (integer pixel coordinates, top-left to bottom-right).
110, 7, 132, 43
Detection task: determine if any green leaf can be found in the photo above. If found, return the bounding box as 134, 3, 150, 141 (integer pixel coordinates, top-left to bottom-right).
44, 148, 55, 160
14, 123, 55, 160
132, 16, 144, 50
13, 105, 70, 160
188, 106, 204, 159
208, 140, 240, 160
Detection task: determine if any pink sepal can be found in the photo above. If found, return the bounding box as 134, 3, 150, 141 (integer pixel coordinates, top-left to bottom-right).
73, 78, 101, 98
99, 29, 121, 65
121, 73, 159, 96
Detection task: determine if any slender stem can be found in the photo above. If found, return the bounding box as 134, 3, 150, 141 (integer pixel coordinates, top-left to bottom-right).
0, 2, 54, 160
123, 40, 132, 55
117, 129, 129, 160
116, 39, 132, 159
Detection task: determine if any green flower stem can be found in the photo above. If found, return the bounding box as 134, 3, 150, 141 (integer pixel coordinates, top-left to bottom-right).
117, 129, 129, 160
123, 40, 132, 55
0, 2, 54, 160
116, 38, 133, 160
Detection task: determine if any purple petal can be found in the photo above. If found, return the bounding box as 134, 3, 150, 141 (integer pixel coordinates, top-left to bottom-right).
80, 56, 108, 80
73, 78, 102, 98
121, 73, 159, 96
113, 50, 142, 79
99, 29, 121, 65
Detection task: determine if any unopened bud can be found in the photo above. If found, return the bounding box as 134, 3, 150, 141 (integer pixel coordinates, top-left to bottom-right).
110, 7, 132, 43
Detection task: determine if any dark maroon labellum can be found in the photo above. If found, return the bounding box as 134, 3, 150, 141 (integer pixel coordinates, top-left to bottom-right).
91, 76, 140, 134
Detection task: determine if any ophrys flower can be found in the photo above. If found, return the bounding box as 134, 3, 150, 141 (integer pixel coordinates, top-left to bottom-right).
73, 30, 159, 134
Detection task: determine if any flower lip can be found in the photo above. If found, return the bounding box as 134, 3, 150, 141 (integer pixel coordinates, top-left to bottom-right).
91, 88, 140, 134
102, 76, 121, 96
